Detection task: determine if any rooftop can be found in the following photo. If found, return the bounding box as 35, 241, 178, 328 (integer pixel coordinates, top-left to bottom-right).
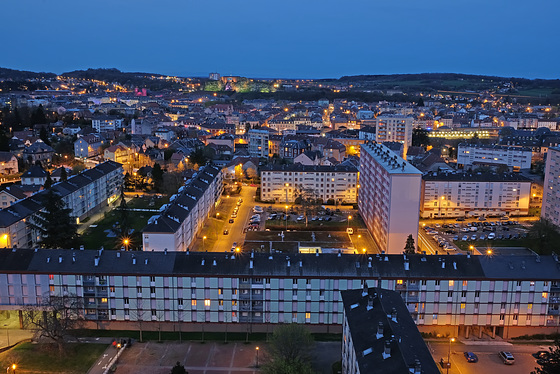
361, 142, 422, 175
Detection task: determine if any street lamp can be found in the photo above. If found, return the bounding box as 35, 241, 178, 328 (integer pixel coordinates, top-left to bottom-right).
256, 346, 260, 368
203, 236, 207, 251
216, 212, 220, 219
486, 249, 493, 256
469, 245, 474, 255
446, 337, 455, 374
347, 215, 352, 229
123, 238, 130, 251
285, 183, 289, 204
285, 205, 288, 230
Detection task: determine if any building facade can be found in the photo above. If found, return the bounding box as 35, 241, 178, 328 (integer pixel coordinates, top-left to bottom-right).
248, 129, 269, 158
92, 115, 124, 133
260, 164, 358, 204
0, 251, 559, 339
359, 142, 422, 254
457, 144, 532, 171
142, 164, 223, 252
541, 147, 560, 226
375, 115, 413, 150
421, 172, 532, 218
0, 161, 123, 249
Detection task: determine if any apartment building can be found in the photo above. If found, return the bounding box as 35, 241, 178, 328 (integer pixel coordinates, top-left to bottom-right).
260, 164, 358, 204
541, 147, 560, 226
421, 172, 532, 218
92, 115, 124, 132
457, 144, 532, 171
247, 129, 269, 158
1, 250, 560, 339
0, 161, 123, 248
359, 142, 422, 254
375, 115, 413, 151
268, 119, 296, 133
342, 287, 438, 374
142, 164, 223, 252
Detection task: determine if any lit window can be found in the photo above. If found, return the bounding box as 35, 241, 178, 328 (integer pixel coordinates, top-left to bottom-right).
101, 298, 108, 303
191, 300, 197, 306
449, 280, 454, 287
305, 312, 311, 320
542, 292, 548, 298
528, 303, 533, 310
204, 299, 211, 307
460, 303, 466, 309
396, 280, 403, 285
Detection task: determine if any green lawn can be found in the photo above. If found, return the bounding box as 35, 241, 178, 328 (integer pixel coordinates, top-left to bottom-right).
454, 238, 532, 252
80, 195, 169, 251
0, 342, 107, 374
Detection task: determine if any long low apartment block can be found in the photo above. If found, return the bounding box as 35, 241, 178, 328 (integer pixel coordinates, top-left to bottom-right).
0, 249, 559, 339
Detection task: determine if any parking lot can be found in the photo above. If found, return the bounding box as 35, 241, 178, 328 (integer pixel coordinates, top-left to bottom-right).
421, 218, 530, 254
429, 341, 552, 374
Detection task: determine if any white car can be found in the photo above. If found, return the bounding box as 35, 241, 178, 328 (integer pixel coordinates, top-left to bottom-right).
488, 233, 496, 240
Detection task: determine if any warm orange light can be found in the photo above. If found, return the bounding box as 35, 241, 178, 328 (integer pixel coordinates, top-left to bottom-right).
348, 215, 352, 220
235, 247, 240, 252
486, 249, 493, 255
123, 239, 129, 245
203, 236, 207, 240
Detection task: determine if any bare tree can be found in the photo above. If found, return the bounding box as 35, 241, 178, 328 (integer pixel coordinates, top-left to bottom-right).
130, 299, 146, 342
22, 293, 85, 356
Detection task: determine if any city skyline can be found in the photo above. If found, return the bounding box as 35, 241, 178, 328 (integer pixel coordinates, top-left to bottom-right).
1, 0, 559, 79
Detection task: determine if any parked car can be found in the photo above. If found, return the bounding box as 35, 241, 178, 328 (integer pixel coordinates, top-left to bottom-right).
488, 233, 496, 240
463, 352, 478, 363
462, 235, 469, 241
229, 219, 234, 223
470, 234, 477, 240
498, 351, 515, 365
223, 229, 229, 235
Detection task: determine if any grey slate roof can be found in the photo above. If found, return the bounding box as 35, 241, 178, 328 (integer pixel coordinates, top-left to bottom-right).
341, 287, 439, 374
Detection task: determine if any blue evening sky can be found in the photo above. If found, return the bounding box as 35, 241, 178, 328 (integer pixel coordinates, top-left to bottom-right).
1, 0, 558, 79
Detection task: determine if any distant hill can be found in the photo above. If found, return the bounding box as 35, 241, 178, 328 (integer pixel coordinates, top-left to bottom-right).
60, 68, 184, 90
0, 67, 56, 80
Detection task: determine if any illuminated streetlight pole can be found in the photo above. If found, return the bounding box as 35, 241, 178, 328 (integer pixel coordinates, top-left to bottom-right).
256, 346, 260, 368
285, 205, 288, 230
123, 238, 129, 251
446, 338, 455, 374
203, 236, 207, 251
347, 215, 352, 229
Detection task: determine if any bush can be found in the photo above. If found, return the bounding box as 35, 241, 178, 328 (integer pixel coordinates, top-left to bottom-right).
511, 333, 560, 340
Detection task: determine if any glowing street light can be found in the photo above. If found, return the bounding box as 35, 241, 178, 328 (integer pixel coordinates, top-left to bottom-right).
256, 346, 260, 368
123, 238, 130, 251
446, 338, 455, 374
203, 236, 207, 251
347, 215, 352, 229
486, 249, 493, 256
285, 205, 289, 230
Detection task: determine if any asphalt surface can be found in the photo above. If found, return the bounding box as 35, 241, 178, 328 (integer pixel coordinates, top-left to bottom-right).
429, 340, 551, 374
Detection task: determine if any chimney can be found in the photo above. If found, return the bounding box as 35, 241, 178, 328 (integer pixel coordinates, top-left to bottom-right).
201, 259, 205, 266
164, 248, 167, 255
46, 257, 50, 263
94, 256, 99, 267
404, 259, 410, 271
315, 249, 319, 257
213, 258, 217, 266
338, 250, 341, 257
414, 359, 421, 374
72, 254, 75, 263
368, 257, 372, 268
286, 257, 291, 267
132, 255, 136, 265
249, 260, 253, 269
453, 261, 457, 270
442, 259, 446, 269
58, 255, 63, 263
299, 260, 303, 268
367, 295, 374, 310
117, 251, 120, 258
145, 258, 149, 265
383, 340, 392, 359
251, 250, 254, 258
376, 322, 384, 339
390, 307, 397, 322
362, 282, 368, 296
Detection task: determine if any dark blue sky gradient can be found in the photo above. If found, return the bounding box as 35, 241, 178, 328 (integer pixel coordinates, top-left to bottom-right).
2, 0, 558, 79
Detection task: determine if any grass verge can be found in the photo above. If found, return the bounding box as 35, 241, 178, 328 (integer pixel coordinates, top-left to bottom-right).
0, 342, 107, 374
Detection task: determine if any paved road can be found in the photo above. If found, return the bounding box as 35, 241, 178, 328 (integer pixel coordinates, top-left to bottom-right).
213, 187, 257, 253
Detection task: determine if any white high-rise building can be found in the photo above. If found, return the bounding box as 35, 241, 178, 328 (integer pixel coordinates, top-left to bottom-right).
457, 144, 532, 171
375, 115, 413, 152
359, 142, 422, 254
248, 129, 269, 157
542, 147, 560, 226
